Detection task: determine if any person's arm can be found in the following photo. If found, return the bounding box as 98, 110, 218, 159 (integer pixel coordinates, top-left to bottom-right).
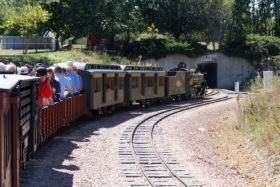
46, 81, 54, 105
79, 76, 83, 91
76, 75, 80, 91
65, 78, 73, 94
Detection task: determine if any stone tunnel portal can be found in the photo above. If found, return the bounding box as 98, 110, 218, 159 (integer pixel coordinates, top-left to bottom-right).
198, 63, 217, 88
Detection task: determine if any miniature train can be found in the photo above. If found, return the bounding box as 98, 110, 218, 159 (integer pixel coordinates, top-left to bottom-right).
0, 63, 206, 187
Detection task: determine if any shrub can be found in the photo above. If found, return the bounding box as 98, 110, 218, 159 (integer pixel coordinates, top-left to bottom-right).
222, 34, 280, 65
118, 38, 207, 60
74, 37, 87, 45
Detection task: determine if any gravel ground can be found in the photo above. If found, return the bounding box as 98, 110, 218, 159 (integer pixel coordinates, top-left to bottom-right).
158, 94, 247, 186
21, 99, 208, 187
21, 91, 248, 187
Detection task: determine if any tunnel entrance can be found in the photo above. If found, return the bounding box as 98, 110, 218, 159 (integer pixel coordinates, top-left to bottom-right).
198, 63, 217, 88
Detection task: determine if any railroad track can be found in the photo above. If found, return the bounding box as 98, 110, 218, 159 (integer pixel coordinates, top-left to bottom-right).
119, 94, 230, 187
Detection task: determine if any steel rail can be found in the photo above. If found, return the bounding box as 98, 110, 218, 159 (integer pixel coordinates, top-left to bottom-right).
129, 95, 230, 186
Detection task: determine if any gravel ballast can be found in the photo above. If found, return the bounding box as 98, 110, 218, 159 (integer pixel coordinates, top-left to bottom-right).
21, 92, 250, 186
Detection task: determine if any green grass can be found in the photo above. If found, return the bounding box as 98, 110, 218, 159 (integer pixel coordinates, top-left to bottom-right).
0, 45, 136, 67
240, 77, 280, 153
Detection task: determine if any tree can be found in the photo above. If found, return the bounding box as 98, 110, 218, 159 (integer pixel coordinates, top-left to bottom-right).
0, 4, 48, 53
136, 0, 205, 39
229, 0, 252, 42
202, 0, 233, 50
258, 0, 274, 35
114, 1, 146, 42
273, 0, 280, 36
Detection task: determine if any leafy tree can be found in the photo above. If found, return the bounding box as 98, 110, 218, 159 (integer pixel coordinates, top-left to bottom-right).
115, 1, 146, 42
228, 0, 251, 41
202, 0, 233, 50
44, 0, 108, 49
273, 0, 280, 36
257, 0, 274, 35
136, 0, 205, 39
1, 5, 48, 36
43, 1, 72, 50
0, 4, 48, 53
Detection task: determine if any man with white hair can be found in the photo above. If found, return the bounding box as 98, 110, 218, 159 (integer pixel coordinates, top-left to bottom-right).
6, 63, 17, 74
64, 61, 80, 94
0, 62, 6, 72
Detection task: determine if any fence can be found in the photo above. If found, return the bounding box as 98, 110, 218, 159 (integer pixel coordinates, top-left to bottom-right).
1, 36, 55, 50
39, 94, 86, 143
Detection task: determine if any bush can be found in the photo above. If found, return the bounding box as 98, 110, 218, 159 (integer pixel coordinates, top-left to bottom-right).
118, 38, 207, 60
222, 34, 280, 65
74, 37, 87, 45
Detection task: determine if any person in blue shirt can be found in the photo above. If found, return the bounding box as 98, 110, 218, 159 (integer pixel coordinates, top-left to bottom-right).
72, 65, 83, 91
54, 66, 72, 98
64, 61, 80, 94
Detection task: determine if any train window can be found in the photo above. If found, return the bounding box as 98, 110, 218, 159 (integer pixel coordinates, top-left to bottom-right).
159, 77, 165, 87
94, 78, 100, 92
119, 77, 124, 90
132, 77, 139, 88
106, 77, 115, 91
145, 77, 154, 87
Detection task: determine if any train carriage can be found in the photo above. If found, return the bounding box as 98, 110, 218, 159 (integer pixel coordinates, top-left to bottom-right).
75, 63, 125, 112
123, 66, 165, 105
0, 75, 39, 187
0, 61, 209, 187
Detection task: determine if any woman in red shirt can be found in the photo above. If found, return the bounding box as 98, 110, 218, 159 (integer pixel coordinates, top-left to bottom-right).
36, 67, 53, 106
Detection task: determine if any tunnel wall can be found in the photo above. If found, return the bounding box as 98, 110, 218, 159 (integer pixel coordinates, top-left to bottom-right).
142, 53, 255, 89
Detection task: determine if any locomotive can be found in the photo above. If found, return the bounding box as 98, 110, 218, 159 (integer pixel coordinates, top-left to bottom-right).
0, 62, 206, 187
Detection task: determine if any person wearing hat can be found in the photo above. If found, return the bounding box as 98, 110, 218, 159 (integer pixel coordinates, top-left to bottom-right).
36, 66, 53, 106
64, 61, 80, 94
20, 66, 30, 75
31, 63, 45, 76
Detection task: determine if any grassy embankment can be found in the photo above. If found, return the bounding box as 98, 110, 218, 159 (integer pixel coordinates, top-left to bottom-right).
240, 77, 280, 154
209, 77, 280, 186
0, 45, 135, 67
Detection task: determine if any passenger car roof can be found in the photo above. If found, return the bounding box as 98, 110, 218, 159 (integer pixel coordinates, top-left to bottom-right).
0, 74, 39, 92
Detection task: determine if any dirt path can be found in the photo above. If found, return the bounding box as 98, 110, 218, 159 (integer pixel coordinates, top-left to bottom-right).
159, 98, 247, 186
160, 96, 280, 187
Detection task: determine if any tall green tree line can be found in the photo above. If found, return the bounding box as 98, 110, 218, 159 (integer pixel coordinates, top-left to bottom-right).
0, 0, 280, 47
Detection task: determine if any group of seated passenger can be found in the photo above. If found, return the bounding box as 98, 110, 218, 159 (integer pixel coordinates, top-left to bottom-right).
0, 61, 83, 107
0, 62, 30, 74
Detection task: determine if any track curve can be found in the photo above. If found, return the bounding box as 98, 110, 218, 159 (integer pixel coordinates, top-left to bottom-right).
120, 93, 231, 186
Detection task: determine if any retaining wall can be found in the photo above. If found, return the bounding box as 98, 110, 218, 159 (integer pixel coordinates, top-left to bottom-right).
143, 53, 255, 89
